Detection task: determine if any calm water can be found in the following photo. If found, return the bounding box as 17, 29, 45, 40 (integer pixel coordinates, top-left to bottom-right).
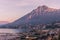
0, 28, 21, 33
0, 28, 21, 40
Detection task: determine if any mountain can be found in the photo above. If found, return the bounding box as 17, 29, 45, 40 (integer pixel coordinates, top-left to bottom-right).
1, 5, 60, 29
0, 21, 9, 25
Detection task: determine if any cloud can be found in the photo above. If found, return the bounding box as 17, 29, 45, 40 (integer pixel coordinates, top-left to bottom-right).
16, 1, 30, 7
15, 0, 41, 7
0, 0, 60, 22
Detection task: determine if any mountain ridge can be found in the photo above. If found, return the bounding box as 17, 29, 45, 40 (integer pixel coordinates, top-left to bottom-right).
1, 5, 60, 29
0, 21, 9, 25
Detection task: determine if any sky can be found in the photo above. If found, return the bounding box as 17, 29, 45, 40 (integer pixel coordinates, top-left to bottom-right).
0, 0, 60, 22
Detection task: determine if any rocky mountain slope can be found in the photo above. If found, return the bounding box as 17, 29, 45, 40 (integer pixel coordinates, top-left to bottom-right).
1, 5, 60, 29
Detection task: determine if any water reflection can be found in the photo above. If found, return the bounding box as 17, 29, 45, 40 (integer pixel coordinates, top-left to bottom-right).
0, 28, 21, 40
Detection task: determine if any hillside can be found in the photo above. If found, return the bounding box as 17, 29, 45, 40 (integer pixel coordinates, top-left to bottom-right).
1, 5, 60, 30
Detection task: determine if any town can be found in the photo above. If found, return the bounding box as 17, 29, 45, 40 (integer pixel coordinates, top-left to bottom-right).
19, 22, 60, 40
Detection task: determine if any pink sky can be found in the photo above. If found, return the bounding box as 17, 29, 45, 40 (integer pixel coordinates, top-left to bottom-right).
0, 0, 60, 22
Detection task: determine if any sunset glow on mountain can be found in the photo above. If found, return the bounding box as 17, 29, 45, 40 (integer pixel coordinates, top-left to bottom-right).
0, 0, 60, 22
